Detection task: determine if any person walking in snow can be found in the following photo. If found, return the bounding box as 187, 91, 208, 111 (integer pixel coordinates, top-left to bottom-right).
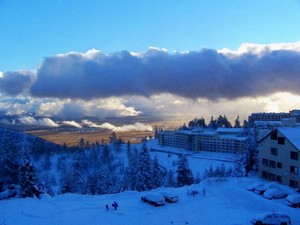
112, 201, 118, 210
105, 204, 109, 210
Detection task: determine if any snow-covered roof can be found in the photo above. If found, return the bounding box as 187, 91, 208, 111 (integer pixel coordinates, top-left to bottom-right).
278, 127, 300, 151
216, 128, 244, 133
254, 121, 283, 126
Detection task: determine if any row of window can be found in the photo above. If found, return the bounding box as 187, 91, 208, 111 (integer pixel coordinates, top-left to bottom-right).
270, 131, 286, 145
262, 158, 299, 175
262, 158, 282, 169
270, 147, 299, 160
262, 170, 299, 188
262, 170, 282, 183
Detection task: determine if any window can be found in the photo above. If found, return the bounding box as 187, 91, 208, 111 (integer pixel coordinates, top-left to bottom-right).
271, 147, 278, 156
290, 151, 299, 160
290, 166, 299, 175
270, 173, 276, 181
262, 170, 269, 179
271, 131, 278, 140
277, 137, 285, 145
277, 162, 282, 169
262, 158, 269, 166
290, 180, 298, 188
276, 176, 282, 183
270, 160, 276, 168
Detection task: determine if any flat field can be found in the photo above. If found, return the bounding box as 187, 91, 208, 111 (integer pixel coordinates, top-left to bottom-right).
26, 120, 182, 146
27, 129, 154, 146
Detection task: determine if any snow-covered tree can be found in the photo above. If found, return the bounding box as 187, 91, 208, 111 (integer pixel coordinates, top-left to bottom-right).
18, 153, 43, 198
231, 153, 246, 177
166, 170, 176, 187
0, 131, 20, 185
135, 145, 152, 191
176, 154, 194, 187
152, 155, 163, 189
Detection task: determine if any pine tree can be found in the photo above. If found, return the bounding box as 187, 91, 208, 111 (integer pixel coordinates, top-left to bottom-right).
234, 115, 241, 128
166, 170, 176, 187
18, 153, 43, 198
127, 147, 139, 190
0, 131, 20, 185
152, 155, 163, 189
102, 144, 110, 164
231, 153, 246, 177
208, 164, 215, 177
69, 154, 86, 194
176, 154, 194, 187
135, 145, 152, 191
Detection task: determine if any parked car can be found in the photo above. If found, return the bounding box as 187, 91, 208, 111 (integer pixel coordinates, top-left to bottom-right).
251, 211, 292, 225
141, 194, 165, 207
161, 192, 179, 203
286, 194, 300, 208
248, 182, 279, 195
263, 188, 288, 199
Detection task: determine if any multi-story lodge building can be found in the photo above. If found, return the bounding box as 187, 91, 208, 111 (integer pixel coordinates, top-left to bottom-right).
258, 127, 300, 189
158, 128, 248, 154
254, 118, 300, 141
249, 109, 300, 127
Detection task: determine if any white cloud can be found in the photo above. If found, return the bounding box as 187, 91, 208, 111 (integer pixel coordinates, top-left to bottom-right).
62, 120, 83, 128
82, 119, 153, 132
97, 98, 142, 117
19, 116, 59, 127
218, 41, 300, 56
37, 101, 64, 117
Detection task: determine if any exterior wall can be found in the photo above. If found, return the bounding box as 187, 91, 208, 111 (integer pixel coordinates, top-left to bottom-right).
258, 130, 300, 188
249, 109, 300, 127
158, 129, 247, 154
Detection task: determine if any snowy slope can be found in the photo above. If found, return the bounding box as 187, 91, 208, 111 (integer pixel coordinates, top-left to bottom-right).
1, 137, 299, 225
0, 177, 299, 225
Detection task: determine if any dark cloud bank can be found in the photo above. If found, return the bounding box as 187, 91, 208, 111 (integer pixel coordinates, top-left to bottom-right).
3, 48, 300, 100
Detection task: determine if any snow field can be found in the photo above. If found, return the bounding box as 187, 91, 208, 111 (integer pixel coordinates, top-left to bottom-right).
1, 177, 299, 225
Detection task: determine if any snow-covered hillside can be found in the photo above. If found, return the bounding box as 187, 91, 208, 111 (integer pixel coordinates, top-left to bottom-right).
0, 177, 299, 225
1, 132, 299, 225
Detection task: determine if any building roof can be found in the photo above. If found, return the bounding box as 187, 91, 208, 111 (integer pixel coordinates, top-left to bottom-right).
278, 127, 300, 151
216, 128, 244, 133
259, 127, 300, 151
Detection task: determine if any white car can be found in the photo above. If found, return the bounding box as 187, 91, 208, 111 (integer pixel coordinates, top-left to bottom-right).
263, 188, 288, 199
248, 182, 279, 195
251, 212, 291, 225
286, 194, 300, 208
161, 192, 179, 203
141, 194, 165, 207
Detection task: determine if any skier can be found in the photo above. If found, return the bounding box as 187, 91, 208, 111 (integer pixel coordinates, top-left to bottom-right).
203, 188, 206, 196
105, 204, 109, 210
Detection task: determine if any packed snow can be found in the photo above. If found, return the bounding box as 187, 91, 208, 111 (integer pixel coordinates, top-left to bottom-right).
0, 177, 300, 225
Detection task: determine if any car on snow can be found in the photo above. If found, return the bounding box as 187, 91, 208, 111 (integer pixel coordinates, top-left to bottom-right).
141, 194, 165, 207
248, 182, 279, 195
161, 192, 179, 203
263, 188, 288, 199
286, 194, 300, 208
251, 211, 292, 225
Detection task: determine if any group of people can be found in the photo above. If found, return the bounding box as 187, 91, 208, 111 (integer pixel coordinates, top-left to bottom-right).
106, 201, 118, 211
187, 188, 206, 197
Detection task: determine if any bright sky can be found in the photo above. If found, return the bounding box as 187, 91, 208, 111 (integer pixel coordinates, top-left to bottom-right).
1, 0, 300, 125
1, 0, 300, 71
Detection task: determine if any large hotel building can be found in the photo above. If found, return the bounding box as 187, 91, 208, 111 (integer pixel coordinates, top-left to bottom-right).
158, 128, 248, 154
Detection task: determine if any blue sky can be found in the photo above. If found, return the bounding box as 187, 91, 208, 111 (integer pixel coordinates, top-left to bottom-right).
1, 0, 300, 126
1, 0, 300, 71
